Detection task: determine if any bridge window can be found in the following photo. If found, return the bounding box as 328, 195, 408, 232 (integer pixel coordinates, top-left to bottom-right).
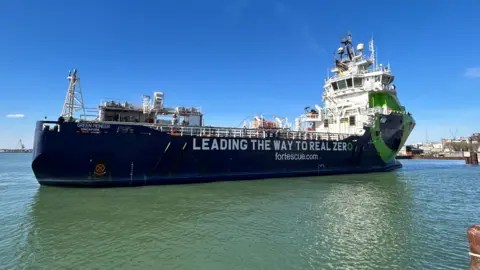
332, 82, 338, 90
337, 80, 347, 90
354, 78, 363, 87
346, 78, 353, 88
382, 75, 394, 84
349, 116, 356, 126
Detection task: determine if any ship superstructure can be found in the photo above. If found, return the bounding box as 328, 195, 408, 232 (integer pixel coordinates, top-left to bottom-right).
294, 33, 403, 136
97, 92, 203, 127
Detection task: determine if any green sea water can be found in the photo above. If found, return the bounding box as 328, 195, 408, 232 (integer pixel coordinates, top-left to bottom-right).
0, 153, 478, 269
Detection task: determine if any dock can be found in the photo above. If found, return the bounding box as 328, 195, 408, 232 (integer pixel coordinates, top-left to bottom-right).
0, 149, 32, 153
396, 152, 479, 165
465, 152, 480, 165
396, 155, 464, 160
0, 139, 32, 153
397, 134, 479, 165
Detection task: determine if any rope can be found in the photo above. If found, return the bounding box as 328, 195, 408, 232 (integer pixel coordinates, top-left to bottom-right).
470, 252, 480, 259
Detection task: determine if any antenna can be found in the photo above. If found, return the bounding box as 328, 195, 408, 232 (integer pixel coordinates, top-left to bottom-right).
341, 32, 354, 61
369, 34, 375, 68
61, 68, 86, 120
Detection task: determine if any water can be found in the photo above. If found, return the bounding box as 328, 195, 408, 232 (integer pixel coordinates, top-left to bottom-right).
1, 154, 478, 269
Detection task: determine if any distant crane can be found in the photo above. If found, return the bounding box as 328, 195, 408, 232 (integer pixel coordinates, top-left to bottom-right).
16, 139, 25, 150
449, 128, 458, 140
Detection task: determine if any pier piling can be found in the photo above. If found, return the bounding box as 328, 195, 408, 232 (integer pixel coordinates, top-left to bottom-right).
468, 225, 480, 270
465, 152, 479, 165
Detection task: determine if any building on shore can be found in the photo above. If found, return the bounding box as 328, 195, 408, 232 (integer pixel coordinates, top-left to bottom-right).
441, 134, 480, 153
397, 133, 479, 160
471, 133, 480, 142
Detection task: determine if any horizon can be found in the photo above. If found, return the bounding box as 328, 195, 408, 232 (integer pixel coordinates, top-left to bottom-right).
1, 0, 479, 148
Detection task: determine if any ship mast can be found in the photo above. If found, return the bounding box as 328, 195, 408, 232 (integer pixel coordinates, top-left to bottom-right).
61, 69, 86, 120
369, 35, 376, 69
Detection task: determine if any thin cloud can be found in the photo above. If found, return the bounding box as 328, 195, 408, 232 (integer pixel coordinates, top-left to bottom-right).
465, 67, 480, 78
6, 114, 25, 118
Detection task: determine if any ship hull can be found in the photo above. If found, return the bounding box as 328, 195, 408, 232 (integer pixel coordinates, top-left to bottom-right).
31, 113, 414, 187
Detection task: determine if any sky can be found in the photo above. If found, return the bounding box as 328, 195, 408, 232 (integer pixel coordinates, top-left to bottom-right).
1, 0, 479, 148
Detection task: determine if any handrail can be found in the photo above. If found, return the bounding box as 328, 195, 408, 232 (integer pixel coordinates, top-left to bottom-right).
150, 125, 354, 141
327, 64, 391, 80
39, 120, 359, 141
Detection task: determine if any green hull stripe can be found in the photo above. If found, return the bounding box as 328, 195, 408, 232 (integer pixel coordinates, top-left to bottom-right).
370, 113, 415, 163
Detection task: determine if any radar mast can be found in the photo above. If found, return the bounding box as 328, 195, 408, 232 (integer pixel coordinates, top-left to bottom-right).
61, 69, 86, 120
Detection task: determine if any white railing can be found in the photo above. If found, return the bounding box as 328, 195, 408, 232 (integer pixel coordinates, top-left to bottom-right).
149, 125, 353, 141
327, 64, 391, 80
367, 107, 388, 115
367, 107, 406, 116
360, 65, 390, 74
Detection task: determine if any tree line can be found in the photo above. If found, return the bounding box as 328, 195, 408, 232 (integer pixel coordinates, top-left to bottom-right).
443, 142, 480, 152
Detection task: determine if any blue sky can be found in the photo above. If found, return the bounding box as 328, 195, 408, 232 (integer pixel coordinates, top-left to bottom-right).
1, 0, 479, 148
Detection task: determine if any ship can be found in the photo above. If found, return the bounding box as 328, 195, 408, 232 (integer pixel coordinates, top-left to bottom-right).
31, 33, 415, 187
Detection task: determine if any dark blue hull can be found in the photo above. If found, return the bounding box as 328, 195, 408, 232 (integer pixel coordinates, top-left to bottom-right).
31, 113, 414, 187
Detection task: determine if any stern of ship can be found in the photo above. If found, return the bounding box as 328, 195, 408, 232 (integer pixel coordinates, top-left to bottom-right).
31, 120, 171, 186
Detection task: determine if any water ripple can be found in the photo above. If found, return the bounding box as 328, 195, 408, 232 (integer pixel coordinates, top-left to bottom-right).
0, 156, 478, 269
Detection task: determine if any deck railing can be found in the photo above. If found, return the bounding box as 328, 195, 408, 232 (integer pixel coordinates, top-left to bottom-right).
149, 125, 354, 141
367, 107, 406, 116
41, 120, 357, 141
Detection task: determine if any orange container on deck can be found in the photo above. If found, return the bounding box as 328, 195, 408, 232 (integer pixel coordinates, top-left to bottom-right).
253, 118, 277, 128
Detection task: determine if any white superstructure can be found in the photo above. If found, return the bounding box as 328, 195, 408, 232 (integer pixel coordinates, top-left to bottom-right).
294, 33, 403, 135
